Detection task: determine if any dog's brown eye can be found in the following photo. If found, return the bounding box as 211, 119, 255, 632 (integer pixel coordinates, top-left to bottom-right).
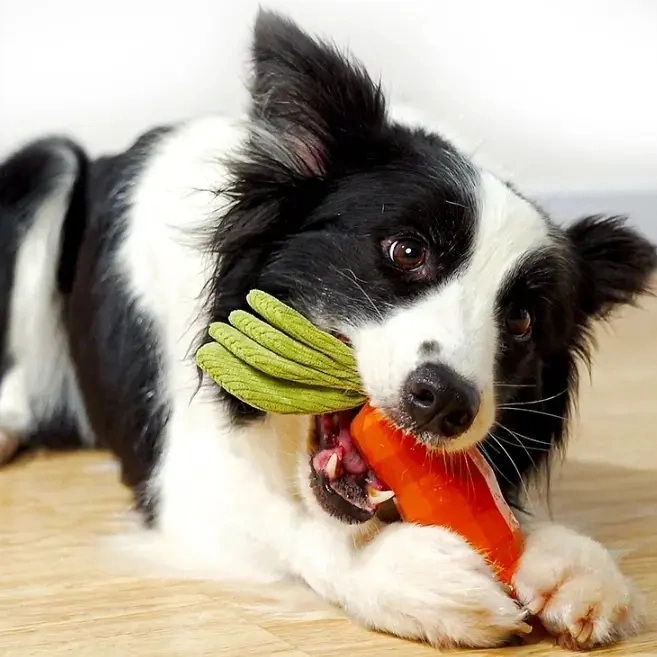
387, 239, 426, 270
506, 307, 532, 339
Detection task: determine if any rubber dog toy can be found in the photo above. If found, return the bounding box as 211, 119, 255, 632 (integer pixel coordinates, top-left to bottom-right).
350, 402, 524, 589
196, 290, 524, 591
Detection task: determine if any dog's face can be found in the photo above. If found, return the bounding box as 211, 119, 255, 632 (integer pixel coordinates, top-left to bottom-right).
324, 169, 559, 452
209, 11, 657, 524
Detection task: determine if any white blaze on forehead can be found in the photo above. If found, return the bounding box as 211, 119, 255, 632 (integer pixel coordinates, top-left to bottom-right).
469, 172, 552, 295
352, 171, 552, 409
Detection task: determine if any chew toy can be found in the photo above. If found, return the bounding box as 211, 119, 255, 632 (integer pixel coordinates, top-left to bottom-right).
196, 290, 523, 589
196, 290, 366, 414
350, 403, 524, 588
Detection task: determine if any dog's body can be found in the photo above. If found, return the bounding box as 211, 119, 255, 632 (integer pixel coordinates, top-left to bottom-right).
1, 11, 655, 649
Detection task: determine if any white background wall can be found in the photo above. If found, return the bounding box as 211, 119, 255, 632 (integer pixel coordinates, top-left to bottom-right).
1, 0, 657, 202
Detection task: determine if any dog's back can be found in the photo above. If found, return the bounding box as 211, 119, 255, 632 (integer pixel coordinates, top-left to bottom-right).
0, 117, 240, 498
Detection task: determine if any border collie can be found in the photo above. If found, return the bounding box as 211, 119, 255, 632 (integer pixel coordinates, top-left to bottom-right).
0, 10, 655, 650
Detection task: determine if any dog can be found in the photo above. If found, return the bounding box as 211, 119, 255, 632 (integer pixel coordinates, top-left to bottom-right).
0, 10, 655, 650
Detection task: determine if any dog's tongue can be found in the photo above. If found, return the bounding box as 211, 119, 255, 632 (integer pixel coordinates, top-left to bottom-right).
313, 414, 394, 512
336, 427, 369, 474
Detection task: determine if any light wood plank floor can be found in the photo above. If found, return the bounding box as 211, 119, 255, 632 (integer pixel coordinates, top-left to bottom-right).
1, 298, 656, 656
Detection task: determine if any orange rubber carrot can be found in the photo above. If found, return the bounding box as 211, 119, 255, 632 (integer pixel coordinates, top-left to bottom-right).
350, 402, 524, 589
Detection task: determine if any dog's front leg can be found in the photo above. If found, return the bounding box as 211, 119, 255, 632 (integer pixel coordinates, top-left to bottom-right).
289, 518, 527, 648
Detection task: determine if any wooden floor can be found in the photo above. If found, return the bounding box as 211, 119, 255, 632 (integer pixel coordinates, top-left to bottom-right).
1, 299, 657, 656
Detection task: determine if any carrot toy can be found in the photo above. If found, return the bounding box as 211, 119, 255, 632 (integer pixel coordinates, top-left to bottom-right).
197, 290, 524, 590
350, 402, 524, 588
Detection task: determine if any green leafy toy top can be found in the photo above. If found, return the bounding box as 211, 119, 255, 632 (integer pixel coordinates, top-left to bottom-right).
195, 290, 367, 414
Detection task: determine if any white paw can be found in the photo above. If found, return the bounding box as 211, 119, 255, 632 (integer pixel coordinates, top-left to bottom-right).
513, 523, 644, 650
0, 429, 19, 465
348, 524, 529, 648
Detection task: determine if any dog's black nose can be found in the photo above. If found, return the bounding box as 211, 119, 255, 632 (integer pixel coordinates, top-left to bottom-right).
403, 363, 480, 437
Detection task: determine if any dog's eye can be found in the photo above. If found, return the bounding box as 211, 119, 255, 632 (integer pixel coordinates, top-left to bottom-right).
387, 239, 426, 270
505, 307, 532, 340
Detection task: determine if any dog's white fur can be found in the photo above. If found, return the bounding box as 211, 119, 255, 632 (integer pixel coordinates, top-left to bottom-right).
0, 114, 643, 649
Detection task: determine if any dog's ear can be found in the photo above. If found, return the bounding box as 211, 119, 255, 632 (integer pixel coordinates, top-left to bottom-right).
247, 10, 386, 179
567, 215, 656, 320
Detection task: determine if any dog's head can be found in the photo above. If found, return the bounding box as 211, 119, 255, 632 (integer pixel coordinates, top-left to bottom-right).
208, 11, 657, 523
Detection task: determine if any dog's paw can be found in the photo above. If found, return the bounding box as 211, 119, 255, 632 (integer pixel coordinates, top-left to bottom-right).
349, 524, 529, 648
514, 523, 644, 650
0, 429, 20, 465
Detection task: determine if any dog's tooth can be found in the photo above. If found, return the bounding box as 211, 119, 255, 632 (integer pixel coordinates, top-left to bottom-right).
367, 486, 395, 506
325, 453, 339, 481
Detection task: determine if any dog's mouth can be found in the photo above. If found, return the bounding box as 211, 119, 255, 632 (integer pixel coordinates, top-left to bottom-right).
309, 409, 395, 524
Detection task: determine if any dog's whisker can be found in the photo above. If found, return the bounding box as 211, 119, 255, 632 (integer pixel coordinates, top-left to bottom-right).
330, 266, 386, 322
444, 199, 468, 209
478, 442, 514, 487
492, 434, 541, 475
497, 388, 568, 407
495, 432, 551, 453
497, 406, 567, 421
487, 432, 535, 512
464, 452, 475, 498
496, 422, 553, 447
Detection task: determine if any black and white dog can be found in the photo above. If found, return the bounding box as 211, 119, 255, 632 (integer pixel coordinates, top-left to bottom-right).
0, 10, 655, 650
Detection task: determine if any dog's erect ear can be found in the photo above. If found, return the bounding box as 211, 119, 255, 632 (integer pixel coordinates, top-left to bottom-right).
247, 10, 386, 178
567, 215, 656, 320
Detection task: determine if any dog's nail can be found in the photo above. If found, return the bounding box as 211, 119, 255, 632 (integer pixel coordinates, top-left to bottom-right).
516, 621, 533, 635
570, 620, 584, 638
518, 606, 532, 621
576, 621, 593, 644
325, 453, 339, 481
367, 486, 395, 507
